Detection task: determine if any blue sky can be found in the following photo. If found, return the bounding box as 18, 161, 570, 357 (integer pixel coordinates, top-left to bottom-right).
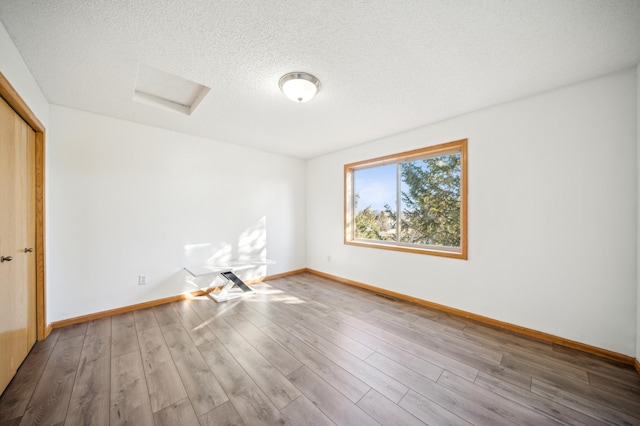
354, 164, 397, 212
354, 154, 460, 213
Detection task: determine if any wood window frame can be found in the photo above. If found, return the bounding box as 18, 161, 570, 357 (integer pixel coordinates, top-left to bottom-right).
344, 138, 468, 260
0, 72, 48, 340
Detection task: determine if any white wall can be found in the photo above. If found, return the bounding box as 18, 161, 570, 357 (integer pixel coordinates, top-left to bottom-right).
307, 69, 638, 356
48, 106, 306, 321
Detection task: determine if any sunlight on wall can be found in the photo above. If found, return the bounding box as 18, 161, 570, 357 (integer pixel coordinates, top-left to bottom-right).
238, 216, 267, 262
183, 242, 233, 266
182, 216, 271, 287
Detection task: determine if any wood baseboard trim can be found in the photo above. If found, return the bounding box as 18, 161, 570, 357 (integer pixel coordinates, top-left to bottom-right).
305, 268, 636, 367
50, 289, 211, 329
50, 269, 306, 330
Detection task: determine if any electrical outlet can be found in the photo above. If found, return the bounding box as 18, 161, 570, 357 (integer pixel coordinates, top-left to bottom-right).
138, 275, 148, 285
327, 255, 331, 262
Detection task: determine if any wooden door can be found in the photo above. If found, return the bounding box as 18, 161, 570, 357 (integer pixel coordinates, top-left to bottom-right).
0, 96, 36, 394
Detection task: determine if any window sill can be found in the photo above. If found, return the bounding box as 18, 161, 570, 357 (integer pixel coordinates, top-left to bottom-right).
344, 239, 467, 260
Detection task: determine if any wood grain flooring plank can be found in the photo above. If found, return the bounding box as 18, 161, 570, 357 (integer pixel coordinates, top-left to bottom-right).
552, 344, 640, 382
361, 316, 524, 389
501, 351, 590, 384
399, 389, 472, 426
410, 314, 468, 340
240, 299, 297, 329
110, 313, 138, 359
387, 364, 517, 426
110, 350, 153, 426
375, 318, 535, 389
189, 303, 300, 411
531, 377, 640, 425
197, 338, 287, 426
270, 278, 371, 312
314, 314, 444, 381
405, 304, 472, 330
296, 274, 418, 319
280, 395, 334, 426
297, 318, 374, 360
370, 312, 503, 365
370, 301, 462, 328
471, 359, 534, 390
287, 366, 379, 426
231, 300, 275, 328
462, 323, 555, 355
534, 371, 640, 417
280, 280, 375, 316
187, 295, 243, 331
153, 305, 228, 416
365, 302, 426, 324
65, 335, 111, 426
587, 371, 640, 403
365, 351, 443, 395
132, 308, 158, 332
502, 355, 591, 390
402, 320, 551, 387
370, 310, 504, 364
153, 397, 199, 426
371, 352, 525, 424
270, 286, 376, 326
437, 370, 561, 426
56, 322, 87, 341
19, 335, 84, 425
0, 329, 60, 422
136, 325, 187, 413
259, 278, 321, 304
85, 317, 112, 342
287, 322, 408, 403
507, 345, 604, 381
198, 400, 246, 426
151, 303, 182, 330
260, 323, 370, 403
170, 300, 217, 347
274, 277, 361, 313
339, 313, 479, 381
173, 355, 227, 418
225, 311, 302, 376
356, 389, 426, 426
262, 295, 329, 324
214, 319, 300, 410
474, 372, 606, 426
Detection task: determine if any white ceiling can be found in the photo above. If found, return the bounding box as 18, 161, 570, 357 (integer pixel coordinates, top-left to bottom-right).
1, 1, 640, 159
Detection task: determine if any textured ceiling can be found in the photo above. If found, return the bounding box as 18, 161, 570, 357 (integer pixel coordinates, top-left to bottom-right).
1, 1, 640, 159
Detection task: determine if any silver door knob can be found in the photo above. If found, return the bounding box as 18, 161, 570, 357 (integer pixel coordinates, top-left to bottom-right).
24, 248, 33, 253
1, 256, 13, 262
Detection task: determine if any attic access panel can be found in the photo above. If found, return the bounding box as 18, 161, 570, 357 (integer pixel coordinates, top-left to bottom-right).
133, 64, 210, 115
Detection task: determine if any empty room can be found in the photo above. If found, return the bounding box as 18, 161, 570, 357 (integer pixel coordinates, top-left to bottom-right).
1, 1, 640, 425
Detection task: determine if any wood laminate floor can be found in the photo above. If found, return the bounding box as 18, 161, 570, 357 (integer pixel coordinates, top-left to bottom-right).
1, 273, 639, 425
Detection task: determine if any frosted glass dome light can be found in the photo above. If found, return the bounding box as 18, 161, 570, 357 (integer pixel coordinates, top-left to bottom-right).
279, 72, 321, 103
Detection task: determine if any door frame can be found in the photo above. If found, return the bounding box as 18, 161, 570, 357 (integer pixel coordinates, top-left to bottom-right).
0, 72, 48, 340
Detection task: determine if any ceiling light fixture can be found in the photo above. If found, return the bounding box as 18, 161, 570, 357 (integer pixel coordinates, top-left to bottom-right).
279, 72, 321, 103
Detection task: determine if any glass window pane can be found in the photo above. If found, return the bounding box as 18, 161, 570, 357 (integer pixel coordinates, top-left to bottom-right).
399, 153, 461, 247
353, 164, 397, 241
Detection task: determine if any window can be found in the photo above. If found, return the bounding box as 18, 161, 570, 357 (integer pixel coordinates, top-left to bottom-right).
344, 139, 467, 259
